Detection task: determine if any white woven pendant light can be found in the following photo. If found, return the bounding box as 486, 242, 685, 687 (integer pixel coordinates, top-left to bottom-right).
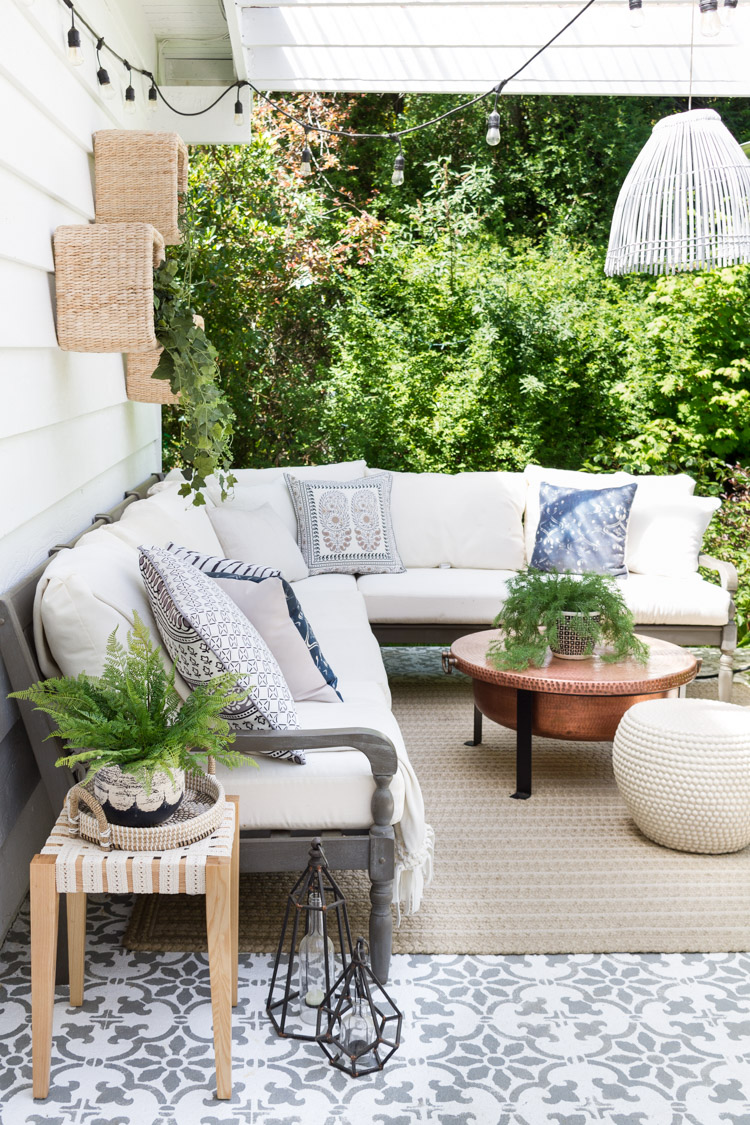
605, 108, 750, 276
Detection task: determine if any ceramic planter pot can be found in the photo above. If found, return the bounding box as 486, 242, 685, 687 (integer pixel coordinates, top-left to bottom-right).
92, 765, 185, 827
550, 611, 601, 660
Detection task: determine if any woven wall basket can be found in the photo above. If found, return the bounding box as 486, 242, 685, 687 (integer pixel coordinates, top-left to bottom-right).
94, 130, 189, 245
126, 315, 203, 404
53, 223, 165, 353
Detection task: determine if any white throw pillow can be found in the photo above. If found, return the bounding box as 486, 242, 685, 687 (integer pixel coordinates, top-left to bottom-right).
207, 504, 309, 582
286, 472, 405, 576
523, 465, 696, 564
626, 495, 721, 577
139, 545, 302, 756
167, 545, 341, 704
366, 468, 526, 569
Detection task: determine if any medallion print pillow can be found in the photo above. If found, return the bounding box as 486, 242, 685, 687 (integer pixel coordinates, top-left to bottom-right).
139, 545, 303, 761
167, 545, 342, 705
530, 481, 638, 577
285, 472, 405, 576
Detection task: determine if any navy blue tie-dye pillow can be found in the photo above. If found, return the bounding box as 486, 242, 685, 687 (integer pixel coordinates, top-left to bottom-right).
530, 481, 637, 577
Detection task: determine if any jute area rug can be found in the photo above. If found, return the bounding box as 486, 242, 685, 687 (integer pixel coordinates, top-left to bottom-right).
124, 670, 750, 956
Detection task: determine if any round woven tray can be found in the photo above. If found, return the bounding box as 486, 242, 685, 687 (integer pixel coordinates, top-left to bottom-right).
65, 771, 225, 852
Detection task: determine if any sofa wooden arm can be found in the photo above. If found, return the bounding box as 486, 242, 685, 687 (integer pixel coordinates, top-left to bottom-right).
699, 554, 739, 594
232, 727, 399, 778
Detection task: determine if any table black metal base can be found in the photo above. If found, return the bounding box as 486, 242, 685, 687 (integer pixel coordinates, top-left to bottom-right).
468, 691, 534, 799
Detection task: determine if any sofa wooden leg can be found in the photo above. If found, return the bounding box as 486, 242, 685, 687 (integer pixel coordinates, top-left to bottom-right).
369, 873, 393, 985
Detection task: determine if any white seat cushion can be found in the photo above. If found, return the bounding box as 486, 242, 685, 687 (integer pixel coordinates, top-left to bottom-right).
215, 700, 406, 831
619, 574, 732, 626
367, 467, 526, 570
357, 567, 732, 628
358, 568, 517, 624
292, 576, 391, 706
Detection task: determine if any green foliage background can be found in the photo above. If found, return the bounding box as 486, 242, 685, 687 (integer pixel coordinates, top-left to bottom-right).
163, 93, 750, 639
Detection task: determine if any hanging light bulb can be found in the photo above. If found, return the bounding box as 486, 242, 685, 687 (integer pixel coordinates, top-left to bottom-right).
699, 0, 721, 36
486, 92, 501, 147
234, 85, 244, 127
721, 0, 738, 24
300, 132, 313, 176
95, 40, 115, 100
148, 82, 158, 116
124, 64, 136, 115
628, 0, 645, 28
391, 139, 405, 186
67, 10, 83, 66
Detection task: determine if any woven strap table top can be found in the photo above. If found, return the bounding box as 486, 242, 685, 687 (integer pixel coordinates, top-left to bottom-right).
451, 631, 698, 696
42, 802, 235, 896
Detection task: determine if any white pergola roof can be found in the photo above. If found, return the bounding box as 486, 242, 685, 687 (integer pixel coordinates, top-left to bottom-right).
226, 0, 750, 95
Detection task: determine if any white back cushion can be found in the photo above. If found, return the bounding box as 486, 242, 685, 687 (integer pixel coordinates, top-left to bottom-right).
366, 469, 526, 570
97, 482, 225, 556
523, 465, 696, 565
627, 495, 720, 577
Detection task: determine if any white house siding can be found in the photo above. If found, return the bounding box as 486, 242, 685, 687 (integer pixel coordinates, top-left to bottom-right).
0, 0, 162, 939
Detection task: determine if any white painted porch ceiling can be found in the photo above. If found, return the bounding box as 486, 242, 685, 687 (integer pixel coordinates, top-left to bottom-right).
228, 0, 750, 95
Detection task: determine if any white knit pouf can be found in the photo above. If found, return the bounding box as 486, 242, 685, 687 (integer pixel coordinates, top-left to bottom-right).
613, 699, 750, 854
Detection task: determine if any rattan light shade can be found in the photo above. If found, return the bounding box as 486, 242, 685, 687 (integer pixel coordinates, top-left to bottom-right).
605, 109, 750, 276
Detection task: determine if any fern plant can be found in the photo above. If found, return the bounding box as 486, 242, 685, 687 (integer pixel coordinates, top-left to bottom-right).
9, 613, 254, 789
487, 569, 650, 671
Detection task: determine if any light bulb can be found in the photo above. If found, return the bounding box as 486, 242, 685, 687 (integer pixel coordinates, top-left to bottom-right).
391, 153, 405, 186
628, 0, 645, 27
97, 67, 115, 100
700, 0, 721, 35
300, 144, 313, 176
148, 86, 158, 115
721, 0, 737, 24
233, 99, 244, 127
486, 111, 501, 146
124, 85, 136, 115
67, 27, 83, 66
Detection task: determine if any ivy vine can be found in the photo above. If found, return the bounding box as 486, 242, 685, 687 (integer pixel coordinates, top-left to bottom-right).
152, 218, 236, 506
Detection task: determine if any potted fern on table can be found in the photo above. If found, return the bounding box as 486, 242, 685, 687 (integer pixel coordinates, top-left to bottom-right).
487, 569, 650, 671
10, 613, 252, 827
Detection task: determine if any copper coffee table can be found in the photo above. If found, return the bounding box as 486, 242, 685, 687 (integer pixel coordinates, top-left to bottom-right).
447, 631, 698, 800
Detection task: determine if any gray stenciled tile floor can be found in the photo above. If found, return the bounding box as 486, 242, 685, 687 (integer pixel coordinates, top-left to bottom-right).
2, 897, 750, 1125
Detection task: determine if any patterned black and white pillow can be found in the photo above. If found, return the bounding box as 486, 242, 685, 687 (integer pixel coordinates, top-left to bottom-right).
285, 472, 405, 576
139, 545, 303, 761
530, 481, 638, 577
167, 545, 342, 705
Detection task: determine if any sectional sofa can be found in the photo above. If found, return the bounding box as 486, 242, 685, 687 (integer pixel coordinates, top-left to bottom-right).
2, 461, 737, 979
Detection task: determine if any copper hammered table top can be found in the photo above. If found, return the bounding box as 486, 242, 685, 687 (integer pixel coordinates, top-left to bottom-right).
450, 631, 698, 697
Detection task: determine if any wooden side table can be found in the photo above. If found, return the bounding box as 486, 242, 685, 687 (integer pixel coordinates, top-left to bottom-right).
30, 795, 239, 1101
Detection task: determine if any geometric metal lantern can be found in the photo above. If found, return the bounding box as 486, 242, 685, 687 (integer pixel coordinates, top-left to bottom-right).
317, 937, 403, 1077
266, 838, 354, 1042
605, 109, 750, 276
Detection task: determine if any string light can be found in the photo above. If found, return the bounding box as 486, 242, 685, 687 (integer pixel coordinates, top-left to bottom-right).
699, 0, 721, 34
628, 0, 645, 27
148, 78, 158, 116
486, 87, 501, 145
234, 84, 245, 126
95, 38, 115, 99
300, 131, 313, 176
66, 4, 83, 66
721, 0, 738, 23
391, 137, 405, 186
123, 62, 136, 115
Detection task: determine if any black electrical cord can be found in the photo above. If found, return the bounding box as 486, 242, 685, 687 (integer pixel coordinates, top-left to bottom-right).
57, 0, 598, 136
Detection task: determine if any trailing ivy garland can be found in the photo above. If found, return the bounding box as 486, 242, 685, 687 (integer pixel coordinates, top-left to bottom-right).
152, 251, 237, 506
